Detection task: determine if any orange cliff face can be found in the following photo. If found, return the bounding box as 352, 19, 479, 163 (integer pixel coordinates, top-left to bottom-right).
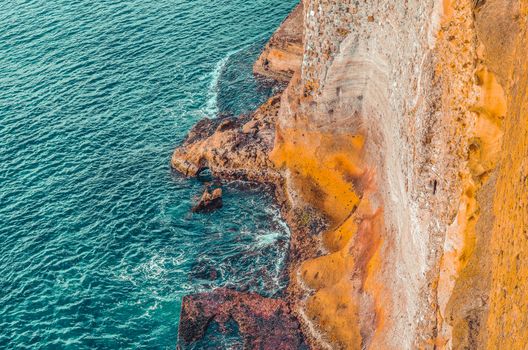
265, 0, 528, 349
267, 23, 399, 349
253, 2, 304, 82
267, 64, 389, 348
435, 1, 528, 349
270, 101, 383, 348
268, 0, 451, 347
475, 1, 528, 348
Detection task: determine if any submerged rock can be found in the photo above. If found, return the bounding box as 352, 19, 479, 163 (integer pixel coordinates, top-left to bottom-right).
178, 288, 305, 349
189, 260, 219, 281
192, 187, 223, 213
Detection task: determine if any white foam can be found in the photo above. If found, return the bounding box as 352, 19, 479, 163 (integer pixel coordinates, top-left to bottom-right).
255, 231, 281, 246
129, 254, 167, 280
202, 48, 241, 118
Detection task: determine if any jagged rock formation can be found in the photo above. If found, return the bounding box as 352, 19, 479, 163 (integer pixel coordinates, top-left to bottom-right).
253, 2, 304, 82
178, 288, 306, 349
171, 94, 281, 182
174, 1, 528, 349
192, 187, 223, 213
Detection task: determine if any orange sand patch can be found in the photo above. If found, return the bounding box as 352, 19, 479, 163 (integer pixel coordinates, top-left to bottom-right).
305, 278, 362, 350
303, 207, 383, 349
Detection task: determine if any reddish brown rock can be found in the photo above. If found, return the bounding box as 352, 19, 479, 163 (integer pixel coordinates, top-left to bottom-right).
178, 288, 306, 349
192, 187, 223, 213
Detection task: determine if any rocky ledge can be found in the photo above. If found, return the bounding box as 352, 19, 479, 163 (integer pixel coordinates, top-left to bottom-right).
171, 3, 317, 347
178, 288, 306, 350
253, 2, 303, 82
171, 94, 281, 183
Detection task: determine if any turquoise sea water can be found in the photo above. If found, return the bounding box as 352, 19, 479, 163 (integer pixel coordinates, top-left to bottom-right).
0, 1, 297, 348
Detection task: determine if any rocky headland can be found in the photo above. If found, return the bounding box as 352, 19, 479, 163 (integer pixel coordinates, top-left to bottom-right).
174, 1, 528, 349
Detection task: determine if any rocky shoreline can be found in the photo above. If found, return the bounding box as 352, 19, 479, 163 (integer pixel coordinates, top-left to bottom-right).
172, 2, 324, 347
172, 77, 323, 350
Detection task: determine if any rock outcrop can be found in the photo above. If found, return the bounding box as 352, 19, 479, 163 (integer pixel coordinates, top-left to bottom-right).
192, 187, 222, 213
171, 94, 281, 183
178, 288, 306, 349
253, 2, 304, 82
174, 1, 528, 349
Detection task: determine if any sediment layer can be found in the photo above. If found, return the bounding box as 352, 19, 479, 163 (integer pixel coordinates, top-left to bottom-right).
173, 1, 528, 349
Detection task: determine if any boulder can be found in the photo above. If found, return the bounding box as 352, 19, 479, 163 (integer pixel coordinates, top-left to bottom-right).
192, 187, 223, 213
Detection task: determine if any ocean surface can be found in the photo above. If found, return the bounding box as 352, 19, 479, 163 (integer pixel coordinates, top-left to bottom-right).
0, 1, 298, 348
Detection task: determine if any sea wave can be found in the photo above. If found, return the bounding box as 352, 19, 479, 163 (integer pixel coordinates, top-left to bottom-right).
203, 49, 237, 118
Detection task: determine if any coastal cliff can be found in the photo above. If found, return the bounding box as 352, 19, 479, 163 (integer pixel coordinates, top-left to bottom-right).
174, 1, 528, 349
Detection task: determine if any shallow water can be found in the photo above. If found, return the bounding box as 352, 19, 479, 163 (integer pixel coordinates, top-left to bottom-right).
0, 1, 297, 348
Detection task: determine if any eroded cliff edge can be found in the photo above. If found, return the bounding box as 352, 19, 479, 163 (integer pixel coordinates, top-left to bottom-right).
173, 1, 528, 349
